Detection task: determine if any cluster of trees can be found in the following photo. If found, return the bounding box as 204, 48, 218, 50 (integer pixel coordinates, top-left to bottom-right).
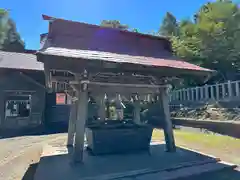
101, 1, 240, 85
160, 0, 240, 84
0, 9, 24, 52
100, 20, 140, 32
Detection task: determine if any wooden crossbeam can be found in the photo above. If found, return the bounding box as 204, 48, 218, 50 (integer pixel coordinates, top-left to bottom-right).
70, 80, 169, 95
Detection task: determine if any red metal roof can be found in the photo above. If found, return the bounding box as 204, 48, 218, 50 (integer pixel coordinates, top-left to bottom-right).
39, 48, 212, 72
39, 15, 214, 74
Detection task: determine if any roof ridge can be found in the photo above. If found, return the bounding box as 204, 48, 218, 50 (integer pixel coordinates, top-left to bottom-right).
42, 14, 169, 42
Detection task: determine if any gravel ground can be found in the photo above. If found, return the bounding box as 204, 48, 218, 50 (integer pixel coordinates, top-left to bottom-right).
0, 133, 67, 180
0, 128, 238, 180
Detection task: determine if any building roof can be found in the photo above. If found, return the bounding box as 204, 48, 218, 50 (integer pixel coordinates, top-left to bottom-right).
38, 15, 214, 76
0, 50, 44, 71
40, 47, 212, 72
42, 14, 170, 43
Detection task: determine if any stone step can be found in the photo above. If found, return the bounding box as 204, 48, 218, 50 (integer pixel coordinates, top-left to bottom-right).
82, 158, 228, 180
35, 144, 237, 180
137, 161, 237, 180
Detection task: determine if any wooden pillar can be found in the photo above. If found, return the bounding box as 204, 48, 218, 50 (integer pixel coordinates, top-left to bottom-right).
210, 86, 214, 99
228, 80, 232, 98
133, 95, 141, 124
205, 84, 209, 100
115, 94, 124, 120
187, 89, 191, 101
73, 83, 88, 163
195, 87, 199, 101
236, 81, 240, 97
222, 84, 226, 99
147, 94, 151, 102
67, 101, 77, 146
105, 98, 110, 119
183, 89, 187, 101
169, 94, 172, 102
96, 94, 106, 121
43, 63, 52, 90
216, 85, 220, 100
200, 87, 204, 100
180, 90, 184, 101
191, 88, 194, 101
160, 88, 176, 152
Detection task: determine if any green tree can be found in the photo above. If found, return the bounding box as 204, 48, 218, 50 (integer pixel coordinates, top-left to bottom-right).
132, 28, 139, 33
2, 18, 25, 52
100, 20, 129, 30
159, 12, 179, 37
171, 1, 240, 82
0, 9, 24, 51
0, 9, 8, 48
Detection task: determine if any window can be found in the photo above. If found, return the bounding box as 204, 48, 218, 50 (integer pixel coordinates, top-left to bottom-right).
5, 95, 31, 118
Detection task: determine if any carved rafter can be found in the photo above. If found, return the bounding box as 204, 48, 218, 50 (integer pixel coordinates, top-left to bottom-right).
47, 69, 177, 95
70, 80, 168, 96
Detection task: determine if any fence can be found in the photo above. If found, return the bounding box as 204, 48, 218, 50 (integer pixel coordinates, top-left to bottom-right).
172, 118, 240, 138
170, 80, 240, 102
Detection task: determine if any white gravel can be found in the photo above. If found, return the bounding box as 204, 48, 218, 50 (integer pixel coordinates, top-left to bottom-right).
0, 133, 67, 180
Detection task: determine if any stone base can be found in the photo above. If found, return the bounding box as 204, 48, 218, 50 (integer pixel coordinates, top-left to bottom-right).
86, 125, 152, 155
34, 142, 236, 180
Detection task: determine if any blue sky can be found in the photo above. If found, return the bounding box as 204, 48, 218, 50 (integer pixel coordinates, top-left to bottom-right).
1, 0, 210, 49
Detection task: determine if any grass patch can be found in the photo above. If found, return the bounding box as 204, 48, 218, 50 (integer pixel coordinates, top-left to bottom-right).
152, 129, 240, 164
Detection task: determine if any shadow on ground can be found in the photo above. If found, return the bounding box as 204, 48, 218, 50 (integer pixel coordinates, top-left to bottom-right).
22, 163, 39, 180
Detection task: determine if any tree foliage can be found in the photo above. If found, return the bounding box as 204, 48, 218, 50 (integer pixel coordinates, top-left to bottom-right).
159, 12, 179, 37
100, 20, 129, 30
0, 9, 24, 52
160, 1, 240, 84
0, 9, 8, 48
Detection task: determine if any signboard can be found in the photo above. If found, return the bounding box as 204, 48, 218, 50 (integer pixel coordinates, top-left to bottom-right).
56, 93, 66, 104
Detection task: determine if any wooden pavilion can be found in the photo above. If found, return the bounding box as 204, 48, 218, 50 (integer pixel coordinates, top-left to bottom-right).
37, 14, 214, 163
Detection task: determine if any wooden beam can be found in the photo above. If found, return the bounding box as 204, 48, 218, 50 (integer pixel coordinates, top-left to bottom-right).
95, 93, 106, 121
51, 76, 74, 82
160, 88, 176, 152
67, 101, 77, 146
71, 80, 166, 88
71, 80, 168, 95
43, 62, 52, 90
133, 95, 141, 124
73, 85, 89, 163
90, 88, 157, 96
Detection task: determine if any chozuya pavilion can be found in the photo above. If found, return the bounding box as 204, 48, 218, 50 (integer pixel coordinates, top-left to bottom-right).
36, 14, 215, 178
